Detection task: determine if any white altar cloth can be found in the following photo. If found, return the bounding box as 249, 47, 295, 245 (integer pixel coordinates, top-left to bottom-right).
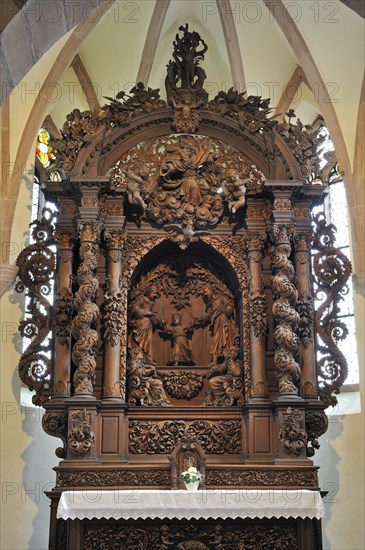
57, 489, 324, 521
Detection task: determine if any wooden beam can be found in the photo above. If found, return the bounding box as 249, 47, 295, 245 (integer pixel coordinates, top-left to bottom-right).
217, 0, 246, 91
71, 53, 101, 114
136, 0, 171, 85
274, 66, 306, 120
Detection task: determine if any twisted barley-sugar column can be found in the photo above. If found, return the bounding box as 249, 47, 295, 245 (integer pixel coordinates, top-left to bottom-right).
53, 232, 74, 398
294, 233, 317, 398
271, 224, 301, 396
245, 232, 268, 398
71, 222, 100, 397
102, 230, 125, 399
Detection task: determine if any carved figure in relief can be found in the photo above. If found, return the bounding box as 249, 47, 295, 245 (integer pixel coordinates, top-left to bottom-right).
205, 344, 243, 405
127, 349, 170, 406
129, 286, 164, 364
196, 286, 237, 365
163, 313, 195, 366
120, 166, 153, 210
222, 168, 249, 213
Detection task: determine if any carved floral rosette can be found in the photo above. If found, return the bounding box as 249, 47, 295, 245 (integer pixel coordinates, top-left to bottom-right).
270, 225, 300, 394
162, 370, 204, 400
71, 222, 101, 395
312, 213, 352, 406
15, 211, 56, 406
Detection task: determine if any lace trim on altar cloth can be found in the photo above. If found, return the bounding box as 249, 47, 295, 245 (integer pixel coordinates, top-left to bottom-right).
57, 489, 324, 521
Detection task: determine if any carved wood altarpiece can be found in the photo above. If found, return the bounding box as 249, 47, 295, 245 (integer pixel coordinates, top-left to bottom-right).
15, 25, 352, 550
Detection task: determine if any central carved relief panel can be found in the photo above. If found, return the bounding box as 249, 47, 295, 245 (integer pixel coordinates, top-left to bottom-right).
127, 252, 242, 406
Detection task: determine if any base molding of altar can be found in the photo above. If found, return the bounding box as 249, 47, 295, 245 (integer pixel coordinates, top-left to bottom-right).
48, 490, 324, 549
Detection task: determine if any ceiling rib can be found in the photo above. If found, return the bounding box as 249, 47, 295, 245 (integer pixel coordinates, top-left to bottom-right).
4, 1, 115, 240
262, 0, 352, 181
274, 65, 307, 121
43, 114, 61, 139
136, 0, 171, 85
71, 54, 101, 114
216, 0, 246, 91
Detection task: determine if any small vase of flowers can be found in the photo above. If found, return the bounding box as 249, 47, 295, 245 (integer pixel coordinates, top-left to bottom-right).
178, 466, 202, 491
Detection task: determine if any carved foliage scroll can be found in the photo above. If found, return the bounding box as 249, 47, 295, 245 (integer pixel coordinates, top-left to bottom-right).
56, 467, 318, 488
312, 213, 352, 406
15, 211, 56, 406
129, 420, 242, 454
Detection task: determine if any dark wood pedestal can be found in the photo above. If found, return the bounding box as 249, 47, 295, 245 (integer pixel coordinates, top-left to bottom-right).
53, 516, 322, 550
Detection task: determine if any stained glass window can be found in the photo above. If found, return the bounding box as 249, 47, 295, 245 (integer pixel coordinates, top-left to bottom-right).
35, 127, 55, 168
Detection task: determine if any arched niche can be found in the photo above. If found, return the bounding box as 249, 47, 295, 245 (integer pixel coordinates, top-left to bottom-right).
127, 239, 244, 370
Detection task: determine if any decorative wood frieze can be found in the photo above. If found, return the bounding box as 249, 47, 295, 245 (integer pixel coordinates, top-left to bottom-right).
128, 419, 242, 454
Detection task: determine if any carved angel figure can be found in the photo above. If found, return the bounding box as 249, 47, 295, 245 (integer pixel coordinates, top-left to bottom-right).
162, 313, 195, 366
222, 168, 250, 213
129, 285, 164, 364
127, 349, 170, 406
196, 286, 238, 365
205, 344, 243, 406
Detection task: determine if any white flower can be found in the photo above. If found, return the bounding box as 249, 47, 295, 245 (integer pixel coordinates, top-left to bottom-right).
188, 467, 197, 473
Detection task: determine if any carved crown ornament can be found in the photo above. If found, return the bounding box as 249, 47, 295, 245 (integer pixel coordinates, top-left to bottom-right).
47, 24, 323, 183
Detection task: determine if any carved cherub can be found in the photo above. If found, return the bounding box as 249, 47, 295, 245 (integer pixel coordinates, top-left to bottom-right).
222, 168, 250, 213
120, 166, 154, 210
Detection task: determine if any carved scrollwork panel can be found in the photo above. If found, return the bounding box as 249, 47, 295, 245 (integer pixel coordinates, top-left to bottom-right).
56, 469, 171, 487
128, 419, 242, 454
15, 211, 56, 406
312, 213, 352, 406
